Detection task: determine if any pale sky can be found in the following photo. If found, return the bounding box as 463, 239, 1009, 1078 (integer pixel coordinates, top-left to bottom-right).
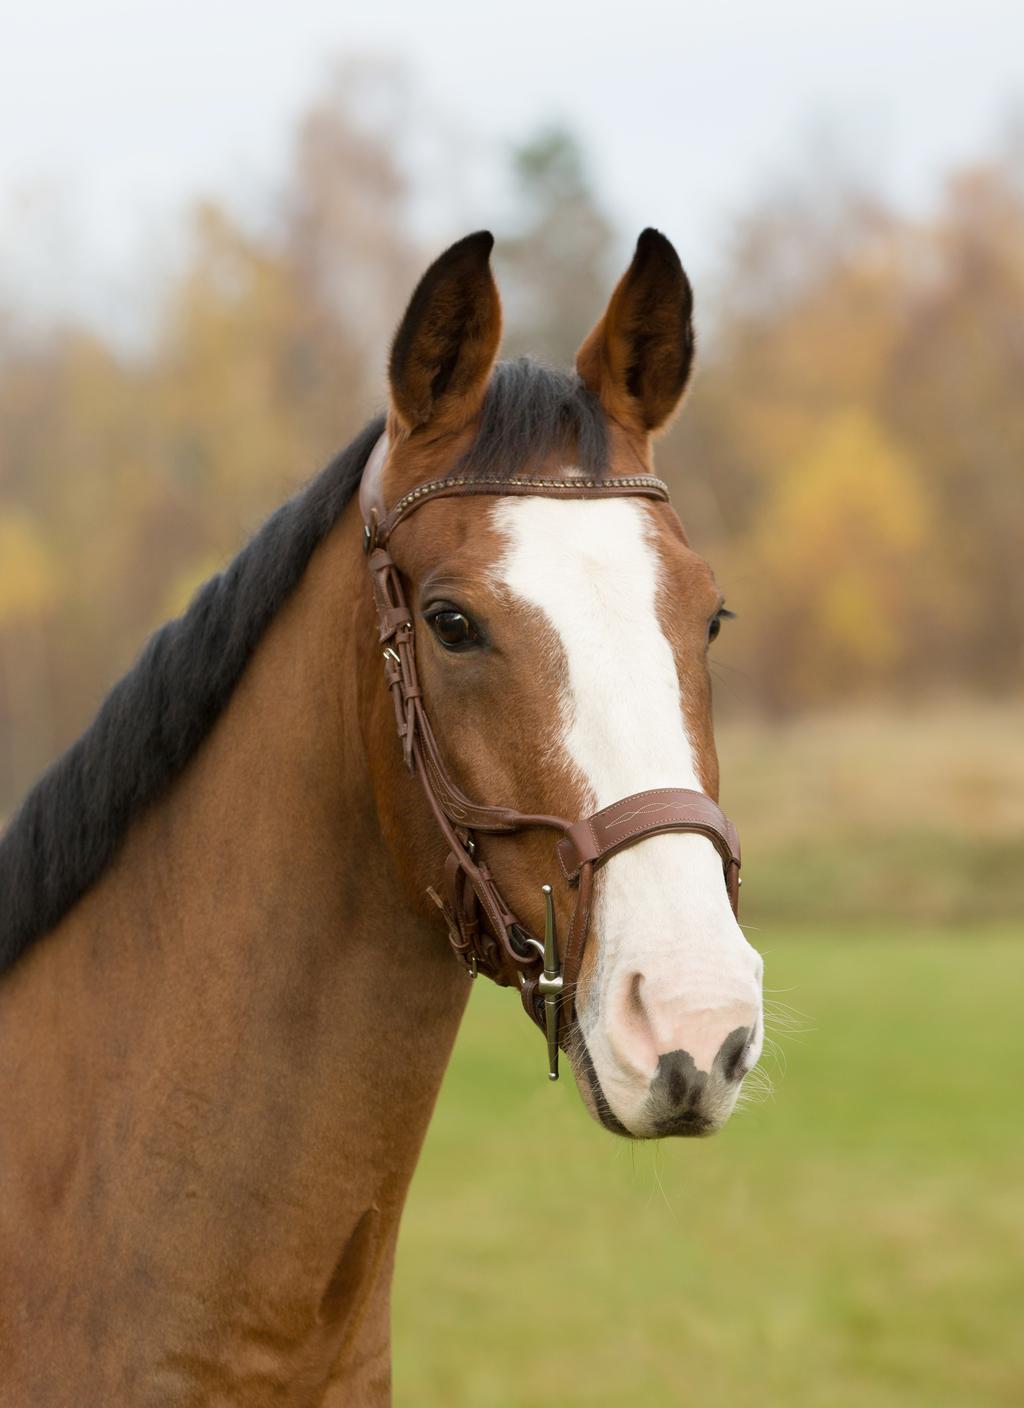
2, 0, 1022, 329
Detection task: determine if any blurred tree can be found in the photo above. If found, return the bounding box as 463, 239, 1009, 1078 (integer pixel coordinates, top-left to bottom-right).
0, 62, 422, 815
285, 64, 417, 312
1, 91, 1022, 818
885, 162, 1024, 693
0, 508, 59, 797
495, 125, 616, 364
669, 181, 901, 545
729, 409, 932, 711
672, 147, 1023, 708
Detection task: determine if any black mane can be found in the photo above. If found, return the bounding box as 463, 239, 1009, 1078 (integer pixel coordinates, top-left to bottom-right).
0, 361, 609, 973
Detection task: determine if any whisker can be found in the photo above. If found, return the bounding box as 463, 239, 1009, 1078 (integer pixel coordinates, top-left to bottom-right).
760, 1034, 789, 1078
736, 1066, 775, 1106
764, 1011, 814, 1035
648, 1142, 677, 1216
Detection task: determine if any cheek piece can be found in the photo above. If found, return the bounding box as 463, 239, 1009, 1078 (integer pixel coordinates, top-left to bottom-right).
360, 437, 741, 1081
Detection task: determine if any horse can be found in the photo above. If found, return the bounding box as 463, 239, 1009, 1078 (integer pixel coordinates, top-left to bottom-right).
0, 228, 764, 1404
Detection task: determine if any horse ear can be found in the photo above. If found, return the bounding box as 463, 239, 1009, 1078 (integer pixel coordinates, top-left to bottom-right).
388, 231, 502, 433
576, 228, 694, 434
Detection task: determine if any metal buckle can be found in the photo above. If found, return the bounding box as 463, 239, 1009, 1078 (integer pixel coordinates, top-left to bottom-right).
536, 884, 563, 1081
509, 887, 563, 1080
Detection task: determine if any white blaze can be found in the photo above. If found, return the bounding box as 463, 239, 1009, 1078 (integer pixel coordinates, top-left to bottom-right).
491, 494, 761, 1124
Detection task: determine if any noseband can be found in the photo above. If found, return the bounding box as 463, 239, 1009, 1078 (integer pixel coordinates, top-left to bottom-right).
360, 438, 741, 1080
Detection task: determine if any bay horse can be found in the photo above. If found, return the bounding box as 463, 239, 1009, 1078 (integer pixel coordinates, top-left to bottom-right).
0, 229, 763, 1404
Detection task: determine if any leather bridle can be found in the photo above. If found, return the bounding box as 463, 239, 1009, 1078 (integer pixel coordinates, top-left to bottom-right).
360, 437, 741, 1080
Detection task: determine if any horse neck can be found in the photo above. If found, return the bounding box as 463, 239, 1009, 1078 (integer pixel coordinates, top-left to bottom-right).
0, 500, 470, 1400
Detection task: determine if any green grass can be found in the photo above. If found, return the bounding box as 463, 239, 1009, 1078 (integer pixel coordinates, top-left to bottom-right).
393, 928, 1024, 1407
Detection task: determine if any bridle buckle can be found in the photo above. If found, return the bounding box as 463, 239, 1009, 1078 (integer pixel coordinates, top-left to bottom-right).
515, 885, 562, 1081
536, 884, 563, 1081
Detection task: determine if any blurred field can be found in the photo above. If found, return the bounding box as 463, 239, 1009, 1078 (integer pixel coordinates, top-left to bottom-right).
715, 702, 1024, 925
394, 928, 1024, 1407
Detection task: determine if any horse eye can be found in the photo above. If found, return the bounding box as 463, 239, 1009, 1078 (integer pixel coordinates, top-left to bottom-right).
429, 609, 479, 650
707, 606, 734, 646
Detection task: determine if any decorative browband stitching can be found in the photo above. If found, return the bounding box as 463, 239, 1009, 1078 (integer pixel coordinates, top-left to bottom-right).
368, 474, 672, 548
388, 473, 670, 522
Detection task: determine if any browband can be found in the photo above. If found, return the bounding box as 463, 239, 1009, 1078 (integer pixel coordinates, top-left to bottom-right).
359, 429, 672, 552
361, 435, 741, 1079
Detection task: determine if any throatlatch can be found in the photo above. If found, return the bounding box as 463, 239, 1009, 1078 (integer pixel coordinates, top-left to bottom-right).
360, 437, 741, 1080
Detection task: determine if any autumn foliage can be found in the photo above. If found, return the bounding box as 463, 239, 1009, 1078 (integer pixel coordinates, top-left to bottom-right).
0, 77, 1021, 815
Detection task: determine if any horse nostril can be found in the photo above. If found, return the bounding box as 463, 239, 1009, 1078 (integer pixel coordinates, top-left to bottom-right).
717, 1024, 754, 1082
651, 1049, 706, 1114
628, 971, 645, 1019
649, 1027, 752, 1111
643, 1023, 757, 1137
